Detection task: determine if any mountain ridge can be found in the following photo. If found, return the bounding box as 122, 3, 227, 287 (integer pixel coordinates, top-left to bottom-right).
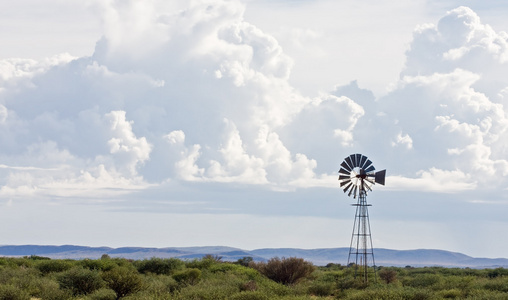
1, 245, 506, 268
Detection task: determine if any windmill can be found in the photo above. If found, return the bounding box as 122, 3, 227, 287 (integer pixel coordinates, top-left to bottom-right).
338, 153, 386, 282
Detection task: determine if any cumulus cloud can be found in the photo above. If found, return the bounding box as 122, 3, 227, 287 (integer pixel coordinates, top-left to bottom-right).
356, 6, 508, 193
0, 0, 332, 201
1, 1, 508, 203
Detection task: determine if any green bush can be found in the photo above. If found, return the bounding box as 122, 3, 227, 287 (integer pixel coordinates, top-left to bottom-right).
0, 284, 30, 300
184, 258, 216, 270
344, 286, 434, 300
487, 268, 508, 278
174, 279, 236, 300
134, 257, 184, 275
85, 288, 117, 300
228, 291, 269, 300
240, 280, 258, 291
0, 266, 39, 285
307, 281, 334, 296
317, 270, 343, 282
252, 257, 315, 285
35, 259, 73, 274
378, 268, 398, 284
172, 268, 202, 285
143, 274, 180, 295
237, 257, 254, 267
57, 266, 105, 295
403, 273, 442, 288
436, 288, 462, 298
27, 277, 70, 300
102, 266, 144, 298
80, 258, 117, 271
482, 277, 508, 292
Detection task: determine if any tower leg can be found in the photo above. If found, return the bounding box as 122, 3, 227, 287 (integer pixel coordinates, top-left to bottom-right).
347, 190, 376, 282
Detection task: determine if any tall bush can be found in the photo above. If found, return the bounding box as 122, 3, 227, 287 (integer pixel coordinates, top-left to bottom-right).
134, 257, 184, 275
57, 267, 105, 296
252, 257, 315, 285
102, 266, 144, 298
35, 259, 73, 274
172, 268, 202, 285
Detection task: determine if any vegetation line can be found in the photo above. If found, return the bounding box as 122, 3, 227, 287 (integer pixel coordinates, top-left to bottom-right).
0, 254, 507, 299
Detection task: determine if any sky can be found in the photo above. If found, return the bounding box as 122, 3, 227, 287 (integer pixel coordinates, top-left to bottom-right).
1, 0, 508, 259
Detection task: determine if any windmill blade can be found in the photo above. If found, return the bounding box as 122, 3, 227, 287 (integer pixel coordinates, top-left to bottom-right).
353, 186, 358, 198
340, 179, 351, 187
364, 177, 375, 185
343, 182, 353, 194
375, 169, 386, 185
362, 159, 372, 170
350, 154, 357, 168
359, 155, 368, 169
340, 161, 352, 172
344, 156, 354, 170
365, 164, 375, 173
338, 175, 350, 181
364, 183, 372, 192
338, 167, 350, 175
348, 185, 356, 197
355, 154, 362, 167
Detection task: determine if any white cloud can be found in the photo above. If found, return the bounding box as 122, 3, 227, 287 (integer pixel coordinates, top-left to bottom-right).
388, 168, 476, 193
391, 132, 413, 149
104, 111, 152, 177
0, 1, 507, 206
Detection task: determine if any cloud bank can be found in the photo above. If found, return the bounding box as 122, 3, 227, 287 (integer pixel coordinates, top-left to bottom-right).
1, 2, 507, 206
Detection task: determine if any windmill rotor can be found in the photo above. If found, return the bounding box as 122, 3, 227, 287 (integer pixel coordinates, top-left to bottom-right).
337, 153, 385, 199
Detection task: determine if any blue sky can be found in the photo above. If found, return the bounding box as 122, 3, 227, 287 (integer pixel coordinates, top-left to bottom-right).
1, 0, 508, 259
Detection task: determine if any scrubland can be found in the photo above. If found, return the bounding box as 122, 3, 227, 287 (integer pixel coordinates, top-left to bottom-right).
0, 255, 507, 299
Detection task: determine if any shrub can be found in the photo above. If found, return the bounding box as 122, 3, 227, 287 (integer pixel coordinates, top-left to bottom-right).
134, 257, 184, 275
487, 268, 508, 278
482, 277, 508, 293
29, 277, 71, 300
35, 259, 73, 274
172, 268, 202, 285
436, 288, 462, 299
403, 273, 442, 288
102, 266, 144, 298
378, 268, 398, 284
173, 273, 239, 300
184, 258, 215, 270
143, 274, 179, 295
202, 254, 223, 262
237, 257, 253, 267
85, 288, 117, 300
337, 277, 368, 290
228, 291, 269, 300
307, 281, 334, 296
27, 255, 51, 260
240, 280, 258, 291
318, 270, 344, 282
79, 259, 117, 272
0, 284, 30, 300
252, 257, 315, 285
57, 266, 105, 295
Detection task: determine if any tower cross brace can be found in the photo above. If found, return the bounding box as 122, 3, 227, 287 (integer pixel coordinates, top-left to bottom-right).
347, 188, 377, 282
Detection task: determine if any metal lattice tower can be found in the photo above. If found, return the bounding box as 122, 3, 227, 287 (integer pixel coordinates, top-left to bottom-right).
337, 153, 386, 283
347, 187, 376, 282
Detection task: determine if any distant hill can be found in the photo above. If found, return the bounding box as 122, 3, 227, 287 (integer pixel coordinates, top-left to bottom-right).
1, 245, 507, 268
